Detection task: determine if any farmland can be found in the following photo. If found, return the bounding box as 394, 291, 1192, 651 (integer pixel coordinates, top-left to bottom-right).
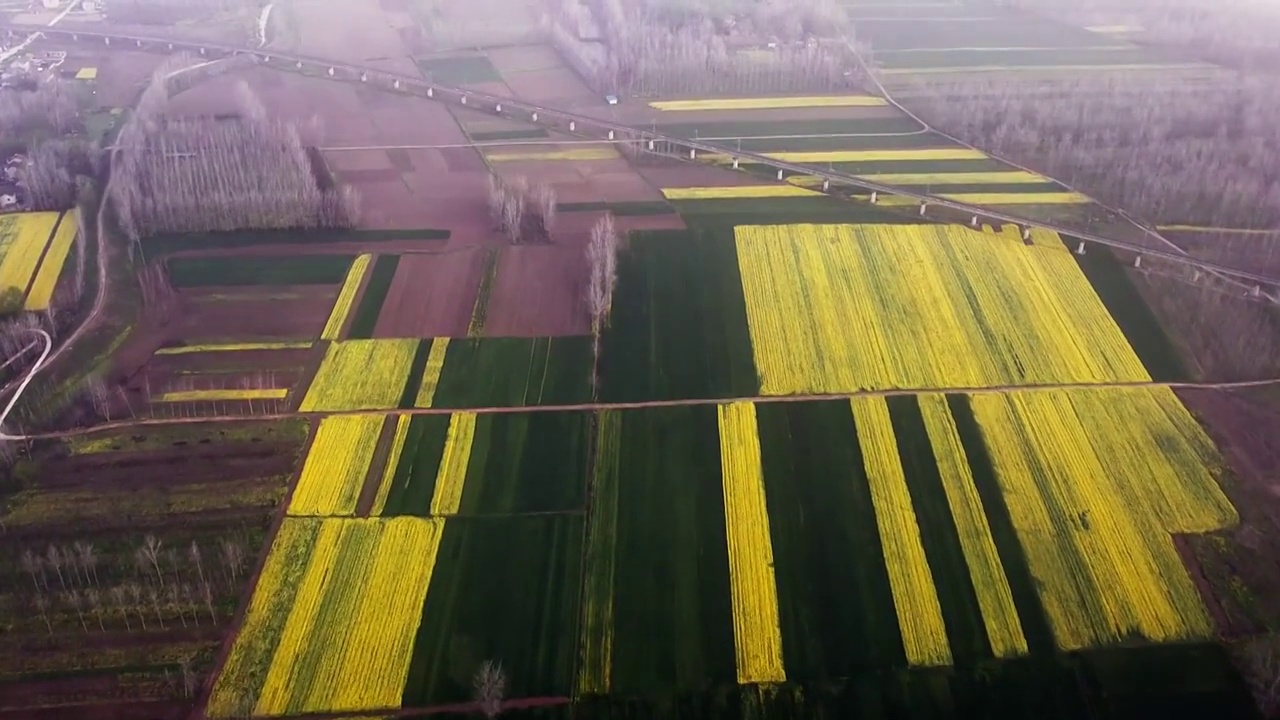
6, 9, 1280, 719
0, 210, 81, 311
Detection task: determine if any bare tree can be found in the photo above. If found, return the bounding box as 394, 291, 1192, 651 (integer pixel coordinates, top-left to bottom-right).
141, 535, 165, 587
189, 542, 206, 588
127, 582, 148, 631
585, 214, 620, 335
64, 589, 88, 632
85, 588, 106, 631
20, 549, 44, 592
147, 586, 167, 630
473, 660, 507, 719
110, 586, 133, 632
33, 592, 52, 635
168, 586, 187, 628
46, 545, 67, 590
201, 581, 217, 625
220, 538, 245, 586
75, 541, 100, 587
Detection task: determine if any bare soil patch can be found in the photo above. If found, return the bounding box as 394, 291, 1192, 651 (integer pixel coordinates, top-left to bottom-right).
373, 251, 488, 338
484, 245, 589, 336
167, 287, 336, 344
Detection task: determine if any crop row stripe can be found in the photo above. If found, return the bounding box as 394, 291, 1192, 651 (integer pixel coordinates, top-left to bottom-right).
414, 338, 450, 408
321, 253, 373, 341
25, 210, 78, 311
0, 211, 58, 296
289, 414, 384, 516
372, 415, 413, 516
428, 412, 477, 516
577, 410, 622, 695
852, 396, 953, 666
717, 402, 787, 683
918, 394, 1028, 658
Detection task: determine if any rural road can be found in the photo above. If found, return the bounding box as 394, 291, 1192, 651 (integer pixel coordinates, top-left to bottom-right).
0, 328, 51, 441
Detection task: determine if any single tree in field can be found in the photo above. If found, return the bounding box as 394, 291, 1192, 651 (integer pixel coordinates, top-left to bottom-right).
183, 585, 200, 626
64, 589, 88, 632
147, 586, 167, 630
165, 547, 182, 587
75, 541, 100, 586
179, 657, 199, 698
585, 214, 620, 335
473, 660, 506, 718
110, 586, 133, 631
127, 582, 147, 630
85, 587, 106, 631
189, 541, 206, 588
63, 544, 83, 586
141, 534, 164, 587
167, 585, 187, 628
20, 549, 43, 592
33, 592, 52, 635
200, 581, 217, 625
45, 545, 67, 589
220, 538, 244, 585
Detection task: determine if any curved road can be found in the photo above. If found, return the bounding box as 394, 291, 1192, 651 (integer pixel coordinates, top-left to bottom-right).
5, 23, 1280, 288
0, 329, 51, 441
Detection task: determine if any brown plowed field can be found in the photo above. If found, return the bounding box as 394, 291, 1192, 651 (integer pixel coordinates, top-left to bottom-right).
169, 286, 336, 343
373, 251, 488, 338
483, 245, 589, 336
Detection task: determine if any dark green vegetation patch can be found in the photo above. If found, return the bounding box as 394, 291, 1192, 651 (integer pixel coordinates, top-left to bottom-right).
346, 254, 400, 339
601, 406, 737, 693
755, 400, 906, 677
142, 228, 448, 257
166, 255, 353, 287
1073, 245, 1189, 382
432, 337, 593, 409
379, 411, 589, 516
401, 515, 583, 706
416, 54, 502, 84
598, 229, 757, 402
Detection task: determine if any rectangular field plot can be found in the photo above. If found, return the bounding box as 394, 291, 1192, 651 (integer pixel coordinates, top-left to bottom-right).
597, 230, 758, 403
208, 517, 445, 717
964, 387, 1236, 650
735, 224, 1151, 394
875, 46, 1182, 71
423, 337, 593, 409
373, 410, 589, 516
577, 406, 737, 695
400, 515, 584, 706
300, 339, 419, 410
855, 15, 1129, 51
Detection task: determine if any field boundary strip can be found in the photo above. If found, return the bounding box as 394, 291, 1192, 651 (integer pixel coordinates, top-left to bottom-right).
648, 95, 887, 111
23, 374, 1280, 443
154, 341, 313, 355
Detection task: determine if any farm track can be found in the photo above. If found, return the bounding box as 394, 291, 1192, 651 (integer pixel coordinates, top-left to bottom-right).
21, 374, 1280, 442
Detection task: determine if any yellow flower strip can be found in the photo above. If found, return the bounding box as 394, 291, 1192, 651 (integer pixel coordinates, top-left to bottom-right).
155, 341, 312, 355
208, 518, 320, 717
0, 211, 58, 294
307, 518, 445, 712
414, 338, 451, 408
794, 171, 1047, 187
321, 253, 372, 340
735, 224, 1149, 394
971, 389, 1220, 650
371, 415, 412, 516
851, 396, 952, 666
874, 192, 1090, 206
918, 394, 1028, 658
255, 519, 346, 714
485, 147, 618, 161
706, 148, 987, 164
717, 402, 787, 683
25, 210, 78, 310
661, 185, 822, 200
289, 414, 385, 516
300, 339, 419, 411
429, 412, 478, 516
649, 95, 886, 111
156, 388, 289, 402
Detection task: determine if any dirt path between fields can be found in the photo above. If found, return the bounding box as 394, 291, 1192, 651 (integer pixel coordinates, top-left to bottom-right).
26, 374, 1280, 442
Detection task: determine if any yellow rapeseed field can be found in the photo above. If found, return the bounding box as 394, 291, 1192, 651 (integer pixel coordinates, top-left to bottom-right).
322, 254, 372, 340
208, 518, 322, 717
661, 185, 822, 200
717, 402, 786, 683
789, 171, 1047, 188
852, 396, 952, 666
485, 147, 618, 162
429, 412, 477, 516
25, 209, 78, 310
918, 394, 1028, 658
707, 148, 987, 164
156, 388, 289, 403
154, 341, 312, 355
372, 415, 412, 516
254, 517, 444, 715
648, 95, 887, 111
874, 192, 1090, 206
289, 415, 384, 516
735, 224, 1150, 394
971, 387, 1234, 650
414, 338, 450, 408
0, 211, 59, 298
300, 339, 418, 411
